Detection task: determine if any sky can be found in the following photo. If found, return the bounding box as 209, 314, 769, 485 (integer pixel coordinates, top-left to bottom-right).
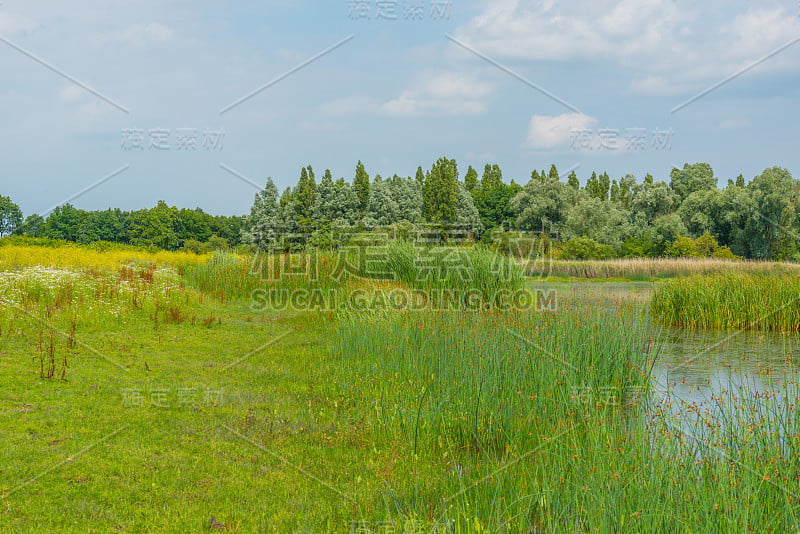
1, 0, 799, 216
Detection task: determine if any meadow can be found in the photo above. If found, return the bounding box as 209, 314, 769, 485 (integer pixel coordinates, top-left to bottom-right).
2, 240, 800, 532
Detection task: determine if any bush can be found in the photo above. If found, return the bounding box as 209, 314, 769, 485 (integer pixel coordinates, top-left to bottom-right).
712, 245, 738, 259
206, 235, 229, 251
0, 235, 72, 248
558, 237, 617, 260
666, 235, 700, 257
621, 236, 657, 258
182, 239, 209, 255
666, 232, 741, 260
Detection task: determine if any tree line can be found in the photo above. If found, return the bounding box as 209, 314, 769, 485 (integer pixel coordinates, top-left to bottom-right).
242, 158, 800, 260
2, 158, 799, 260
0, 199, 244, 252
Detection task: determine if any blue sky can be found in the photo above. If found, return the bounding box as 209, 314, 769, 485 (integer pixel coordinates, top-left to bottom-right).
2, 0, 799, 216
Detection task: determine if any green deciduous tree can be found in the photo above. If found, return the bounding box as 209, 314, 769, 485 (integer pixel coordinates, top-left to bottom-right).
548, 164, 559, 182
564, 196, 633, 251
127, 201, 180, 250
670, 162, 717, 202
652, 213, 688, 254
481, 164, 502, 190
294, 165, 317, 223
364, 178, 399, 228
630, 181, 679, 223
0, 195, 23, 236
389, 175, 423, 223
585, 172, 610, 200
21, 213, 45, 237
512, 174, 577, 233
743, 166, 800, 259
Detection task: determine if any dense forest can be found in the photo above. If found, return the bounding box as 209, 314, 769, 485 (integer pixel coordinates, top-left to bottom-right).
2, 158, 798, 260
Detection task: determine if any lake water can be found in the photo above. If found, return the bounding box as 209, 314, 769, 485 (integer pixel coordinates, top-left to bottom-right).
538, 282, 800, 435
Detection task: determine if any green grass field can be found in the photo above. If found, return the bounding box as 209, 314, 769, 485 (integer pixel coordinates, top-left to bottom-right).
3, 244, 800, 532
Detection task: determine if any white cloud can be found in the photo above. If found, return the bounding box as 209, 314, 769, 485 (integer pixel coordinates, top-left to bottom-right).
55, 85, 114, 129
628, 76, 696, 97
454, 0, 682, 63
426, 72, 493, 100
724, 8, 800, 63
525, 112, 597, 149
0, 11, 38, 35
454, 1, 800, 96
117, 22, 175, 46
58, 85, 85, 102
381, 72, 492, 117
382, 92, 421, 117
75, 101, 113, 127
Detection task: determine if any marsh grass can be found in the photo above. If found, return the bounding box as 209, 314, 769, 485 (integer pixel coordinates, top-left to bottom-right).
336, 302, 800, 531
544, 257, 799, 280
370, 241, 524, 302
651, 273, 800, 331
185, 243, 525, 307
336, 306, 652, 449
183, 249, 344, 301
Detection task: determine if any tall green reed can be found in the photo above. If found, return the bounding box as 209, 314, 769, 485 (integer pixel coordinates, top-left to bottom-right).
651, 273, 800, 332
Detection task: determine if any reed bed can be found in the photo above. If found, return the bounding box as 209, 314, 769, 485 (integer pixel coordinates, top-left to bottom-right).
182, 249, 354, 301
651, 273, 800, 332
540, 257, 799, 280
335, 306, 652, 448
335, 306, 800, 532
185, 243, 525, 304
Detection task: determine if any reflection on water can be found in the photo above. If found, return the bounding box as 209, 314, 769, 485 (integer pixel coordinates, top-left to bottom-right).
537, 281, 800, 438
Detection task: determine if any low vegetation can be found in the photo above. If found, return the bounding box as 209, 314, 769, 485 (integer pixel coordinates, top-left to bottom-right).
651, 272, 800, 332
184, 241, 523, 306
3, 243, 800, 531
0, 237, 208, 272
542, 257, 800, 280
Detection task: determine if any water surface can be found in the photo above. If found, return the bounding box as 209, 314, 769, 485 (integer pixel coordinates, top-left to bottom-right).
537, 282, 800, 426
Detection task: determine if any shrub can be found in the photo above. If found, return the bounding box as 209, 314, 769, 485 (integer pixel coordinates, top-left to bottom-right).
182, 239, 209, 255
665, 235, 699, 257
558, 237, 616, 260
